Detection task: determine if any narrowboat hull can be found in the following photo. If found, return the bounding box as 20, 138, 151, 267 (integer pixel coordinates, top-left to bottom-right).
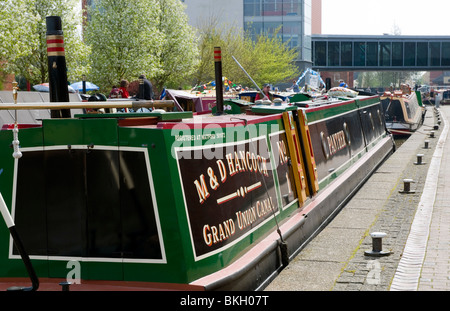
0, 93, 394, 291
381, 91, 424, 136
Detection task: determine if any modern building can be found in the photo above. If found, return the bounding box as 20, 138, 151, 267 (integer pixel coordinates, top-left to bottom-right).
182, 0, 320, 71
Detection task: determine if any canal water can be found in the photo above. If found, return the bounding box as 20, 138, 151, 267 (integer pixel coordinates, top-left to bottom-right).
394, 137, 408, 149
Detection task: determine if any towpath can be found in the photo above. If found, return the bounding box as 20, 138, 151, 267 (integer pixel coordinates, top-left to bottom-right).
265, 104, 449, 291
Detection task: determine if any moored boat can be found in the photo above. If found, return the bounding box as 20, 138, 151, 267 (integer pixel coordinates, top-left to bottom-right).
0, 17, 395, 291
0, 90, 394, 291
380, 88, 425, 136
440, 89, 450, 105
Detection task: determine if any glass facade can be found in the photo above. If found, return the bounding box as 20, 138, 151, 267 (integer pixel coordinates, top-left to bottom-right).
244, 0, 312, 67
313, 36, 450, 69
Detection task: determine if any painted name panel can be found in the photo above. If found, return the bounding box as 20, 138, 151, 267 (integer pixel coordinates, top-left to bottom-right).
176, 133, 295, 260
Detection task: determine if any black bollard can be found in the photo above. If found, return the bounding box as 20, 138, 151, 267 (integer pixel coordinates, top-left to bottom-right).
365, 232, 390, 257
46, 16, 71, 118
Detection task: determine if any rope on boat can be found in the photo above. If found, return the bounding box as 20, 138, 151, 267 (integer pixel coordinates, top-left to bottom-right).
231, 117, 290, 268
11, 82, 22, 159
0, 83, 38, 291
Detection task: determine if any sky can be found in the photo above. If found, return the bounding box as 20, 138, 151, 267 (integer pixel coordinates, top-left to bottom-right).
322, 0, 450, 36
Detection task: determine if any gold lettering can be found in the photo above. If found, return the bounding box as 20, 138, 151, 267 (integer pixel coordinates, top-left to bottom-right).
202, 220, 235, 246
207, 167, 219, 190
216, 160, 227, 183
194, 174, 209, 204
226, 153, 236, 176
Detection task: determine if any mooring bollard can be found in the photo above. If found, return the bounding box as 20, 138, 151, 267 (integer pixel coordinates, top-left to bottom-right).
430, 131, 435, 138
59, 281, 72, 291
424, 140, 429, 149
365, 232, 390, 257
399, 179, 415, 194
434, 124, 439, 130
414, 154, 425, 165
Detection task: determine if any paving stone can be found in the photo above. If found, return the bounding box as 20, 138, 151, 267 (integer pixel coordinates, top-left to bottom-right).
266, 106, 450, 291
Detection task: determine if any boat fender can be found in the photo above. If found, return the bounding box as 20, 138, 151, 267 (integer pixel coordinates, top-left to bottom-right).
152, 109, 165, 113
273, 98, 283, 106
279, 239, 289, 268
276, 228, 289, 268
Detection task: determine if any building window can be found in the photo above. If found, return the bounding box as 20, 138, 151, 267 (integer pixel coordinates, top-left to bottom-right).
354, 42, 366, 67
327, 42, 339, 66
367, 42, 378, 66
442, 42, 450, 66
379, 42, 391, 67
392, 42, 403, 67
244, 0, 262, 16
314, 41, 326, 66
341, 42, 352, 66
404, 42, 416, 66
430, 42, 441, 67
417, 42, 428, 67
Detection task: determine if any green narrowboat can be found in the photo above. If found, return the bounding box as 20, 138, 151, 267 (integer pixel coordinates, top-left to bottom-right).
0, 92, 394, 291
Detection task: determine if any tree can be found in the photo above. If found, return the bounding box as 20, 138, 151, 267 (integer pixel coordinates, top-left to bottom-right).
85, 0, 163, 92
86, 0, 199, 95
152, 0, 199, 93
246, 31, 299, 87
1, 0, 90, 86
0, 0, 39, 77
194, 21, 298, 89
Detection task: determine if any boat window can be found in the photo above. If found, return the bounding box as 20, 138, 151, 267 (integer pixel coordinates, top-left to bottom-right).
13, 148, 163, 261
385, 100, 405, 122
404, 102, 412, 119
406, 95, 418, 119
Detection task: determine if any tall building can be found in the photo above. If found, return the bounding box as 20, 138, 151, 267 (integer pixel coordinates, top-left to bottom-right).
181, 0, 244, 30
311, 0, 321, 35
183, 0, 319, 71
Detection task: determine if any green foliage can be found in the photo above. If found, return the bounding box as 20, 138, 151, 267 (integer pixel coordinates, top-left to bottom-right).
85, 0, 163, 92
152, 0, 199, 92
85, 0, 198, 95
193, 22, 299, 89
249, 32, 299, 86
1, 0, 90, 85
1, 0, 297, 94
0, 0, 39, 66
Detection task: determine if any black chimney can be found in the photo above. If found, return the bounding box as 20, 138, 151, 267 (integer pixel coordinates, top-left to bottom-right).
214, 47, 224, 115
46, 16, 71, 118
